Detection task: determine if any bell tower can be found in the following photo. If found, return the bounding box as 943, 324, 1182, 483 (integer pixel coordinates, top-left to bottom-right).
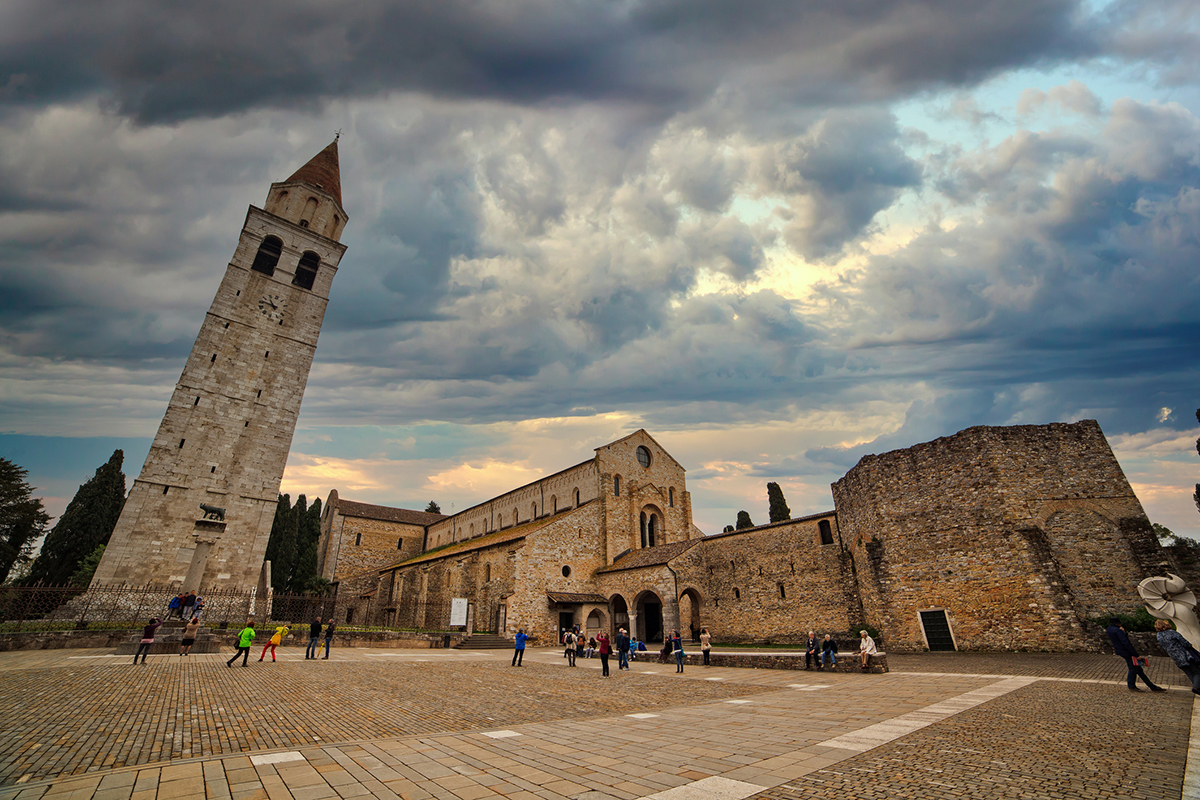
92, 140, 349, 590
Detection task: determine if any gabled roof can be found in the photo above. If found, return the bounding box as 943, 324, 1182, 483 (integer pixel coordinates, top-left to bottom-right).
286, 139, 342, 204
547, 591, 608, 604
595, 429, 686, 472
596, 538, 701, 573
335, 499, 444, 527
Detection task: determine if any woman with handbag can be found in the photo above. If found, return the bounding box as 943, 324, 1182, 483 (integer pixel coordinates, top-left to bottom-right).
1155, 619, 1200, 694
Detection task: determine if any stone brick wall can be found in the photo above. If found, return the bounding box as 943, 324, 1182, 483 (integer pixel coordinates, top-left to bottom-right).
669, 514, 855, 644
595, 431, 693, 563
833, 420, 1170, 652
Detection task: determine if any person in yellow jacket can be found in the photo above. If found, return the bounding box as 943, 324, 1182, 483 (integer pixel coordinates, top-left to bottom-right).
259, 625, 289, 662
226, 621, 255, 667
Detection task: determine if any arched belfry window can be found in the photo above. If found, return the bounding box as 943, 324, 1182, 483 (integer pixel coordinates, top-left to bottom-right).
574, 488, 580, 506
648, 514, 657, 547
819, 519, 834, 546
293, 251, 320, 291
299, 197, 319, 228
251, 236, 282, 276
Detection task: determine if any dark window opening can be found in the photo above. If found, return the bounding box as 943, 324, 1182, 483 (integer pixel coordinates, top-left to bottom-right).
574, 489, 580, 506
354, 532, 362, 546
614, 475, 620, 496
636, 445, 651, 468
224, 322, 229, 329
648, 514, 657, 547
818, 520, 833, 545
194, 397, 199, 406
162, 486, 169, 495
640, 512, 647, 548
345, 608, 354, 624
397, 538, 403, 550
561, 565, 571, 578
293, 251, 320, 291
178, 439, 185, 448
210, 353, 216, 363
779, 584, 786, 599
210, 466, 216, 473
733, 588, 740, 600
256, 390, 262, 399
669, 487, 674, 507
298, 219, 309, 228
251, 236, 282, 276
264, 351, 269, 358
244, 421, 249, 427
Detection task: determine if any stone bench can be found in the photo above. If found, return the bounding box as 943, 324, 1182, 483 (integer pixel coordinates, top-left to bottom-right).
668, 650, 888, 673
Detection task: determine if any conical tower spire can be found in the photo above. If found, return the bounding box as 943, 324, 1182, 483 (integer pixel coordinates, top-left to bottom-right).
285, 138, 342, 205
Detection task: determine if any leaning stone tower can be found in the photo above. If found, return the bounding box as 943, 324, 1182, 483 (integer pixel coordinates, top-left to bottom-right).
92, 140, 349, 590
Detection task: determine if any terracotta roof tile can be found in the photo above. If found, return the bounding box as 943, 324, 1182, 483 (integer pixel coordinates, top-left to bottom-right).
547, 591, 608, 604
336, 499, 444, 526
286, 139, 342, 204
596, 539, 700, 573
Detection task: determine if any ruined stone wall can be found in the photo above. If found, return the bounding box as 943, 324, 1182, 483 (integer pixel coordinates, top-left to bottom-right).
668, 515, 854, 644
832, 420, 1168, 652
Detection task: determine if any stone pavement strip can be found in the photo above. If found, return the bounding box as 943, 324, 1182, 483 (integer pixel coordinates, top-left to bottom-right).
0, 647, 1194, 800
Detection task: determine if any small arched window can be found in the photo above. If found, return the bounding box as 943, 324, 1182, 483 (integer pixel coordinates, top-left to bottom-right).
574, 488, 580, 506
354, 532, 362, 546
648, 514, 657, 547
640, 512, 648, 548
484, 564, 491, 582
397, 538, 403, 550
552, 496, 557, 514
532, 502, 537, 518
300, 197, 319, 228
669, 487, 674, 507
469, 523, 474, 537
733, 588, 741, 600
513, 507, 519, 525
498, 513, 503, 528
819, 520, 834, 546
614, 475, 620, 496
293, 251, 320, 291
326, 214, 340, 237
251, 236, 282, 276
779, 583, 786, 599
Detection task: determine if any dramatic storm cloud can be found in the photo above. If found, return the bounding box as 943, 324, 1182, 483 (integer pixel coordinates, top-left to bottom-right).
1, 0, 1197, 537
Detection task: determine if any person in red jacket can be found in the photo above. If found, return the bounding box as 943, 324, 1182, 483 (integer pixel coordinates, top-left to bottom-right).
597, 631, 612, 677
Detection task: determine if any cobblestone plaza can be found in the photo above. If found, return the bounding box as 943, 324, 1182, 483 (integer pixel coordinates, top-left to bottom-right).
0, 648, 1196, 800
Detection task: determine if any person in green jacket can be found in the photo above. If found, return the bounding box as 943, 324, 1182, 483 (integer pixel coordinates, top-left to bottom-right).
226, 621, 256, 667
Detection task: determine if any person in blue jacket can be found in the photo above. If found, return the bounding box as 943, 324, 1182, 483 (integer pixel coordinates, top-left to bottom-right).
512, 628, 530, 666
1107, 618, 1165, 692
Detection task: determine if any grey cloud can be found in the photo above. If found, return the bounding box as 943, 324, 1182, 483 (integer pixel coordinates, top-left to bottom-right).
1, 1, 1110, 124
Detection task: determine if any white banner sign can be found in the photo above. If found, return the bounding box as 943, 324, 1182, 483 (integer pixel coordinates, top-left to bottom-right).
450, 597, 468, 627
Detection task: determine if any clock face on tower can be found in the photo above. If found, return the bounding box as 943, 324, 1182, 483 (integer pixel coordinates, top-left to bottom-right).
258, 293, 285, 323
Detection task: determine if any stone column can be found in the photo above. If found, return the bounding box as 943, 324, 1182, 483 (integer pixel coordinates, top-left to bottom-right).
629, 611, 639, 642
183, 535, 219, 593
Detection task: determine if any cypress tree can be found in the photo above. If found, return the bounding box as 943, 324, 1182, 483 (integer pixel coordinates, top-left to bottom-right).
265, 494, 293, 593
735, 510, 754, 530
27, 450, 126, 585
290, 497, 323, 593
0, 457, 51, 583
767, 482, 791, 523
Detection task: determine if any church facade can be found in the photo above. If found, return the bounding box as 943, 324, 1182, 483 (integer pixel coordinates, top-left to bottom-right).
319, 420, 1169, 652
94, 141, 348, 591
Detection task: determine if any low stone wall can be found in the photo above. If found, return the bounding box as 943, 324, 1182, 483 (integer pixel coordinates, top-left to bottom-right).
0, 628, 464, 652
676, 651, 888, 673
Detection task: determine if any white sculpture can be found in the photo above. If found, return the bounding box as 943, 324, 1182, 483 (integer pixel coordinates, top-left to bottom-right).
1139, 573, 1200, 647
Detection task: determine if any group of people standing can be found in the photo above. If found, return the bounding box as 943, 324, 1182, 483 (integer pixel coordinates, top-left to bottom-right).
166, 591, 204, 620
538, 626, 714, 674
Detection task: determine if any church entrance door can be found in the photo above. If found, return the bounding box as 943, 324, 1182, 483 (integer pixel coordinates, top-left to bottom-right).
637, 595, 663, 642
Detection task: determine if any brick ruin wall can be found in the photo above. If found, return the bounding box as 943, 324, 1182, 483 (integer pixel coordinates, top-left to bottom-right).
833, 420, 1171, 652
668, 516, 856, 644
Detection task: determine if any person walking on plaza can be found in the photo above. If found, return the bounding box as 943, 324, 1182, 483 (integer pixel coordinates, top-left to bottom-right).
133, 618, 162, 664
821, 634, 838, 670
671, 630, 685, 673
575, 627, 585, 661
1155, 620, 1200, 694
180, 617, 200, 656
322, 619, 336, 659
306, 617, 323, 659
616, 628, 630, 670
259, 624, 289, 662
227, 621, 256, 667
700, 628, 712, 666
564, 628, 577, 666
512, 627, 530, 666
805, 631, 819, 670
1106, 618, 1164, 692
597, 631, 612, 676
859, 630, 878, 671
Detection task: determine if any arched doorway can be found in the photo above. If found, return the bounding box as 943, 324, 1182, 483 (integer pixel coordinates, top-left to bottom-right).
679, 588, 703, 642
586, 608, 607, 639
610, 594, 629, 633
635, 590, 664, 643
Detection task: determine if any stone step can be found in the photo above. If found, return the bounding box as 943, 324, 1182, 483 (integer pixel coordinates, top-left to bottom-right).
455, 634, 511, 649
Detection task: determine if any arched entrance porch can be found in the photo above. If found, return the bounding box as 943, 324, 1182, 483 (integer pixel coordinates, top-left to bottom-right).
679, 587, 703, 642
633, 590, 664, 643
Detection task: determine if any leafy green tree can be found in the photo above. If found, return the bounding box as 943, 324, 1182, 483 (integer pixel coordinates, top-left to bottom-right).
425, 500, 441, 514
767, 482, 791, 523
27, 450, 125, 585
70, 544, 106, 587
735, 510, 754, 530
0, 458, 52, 583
